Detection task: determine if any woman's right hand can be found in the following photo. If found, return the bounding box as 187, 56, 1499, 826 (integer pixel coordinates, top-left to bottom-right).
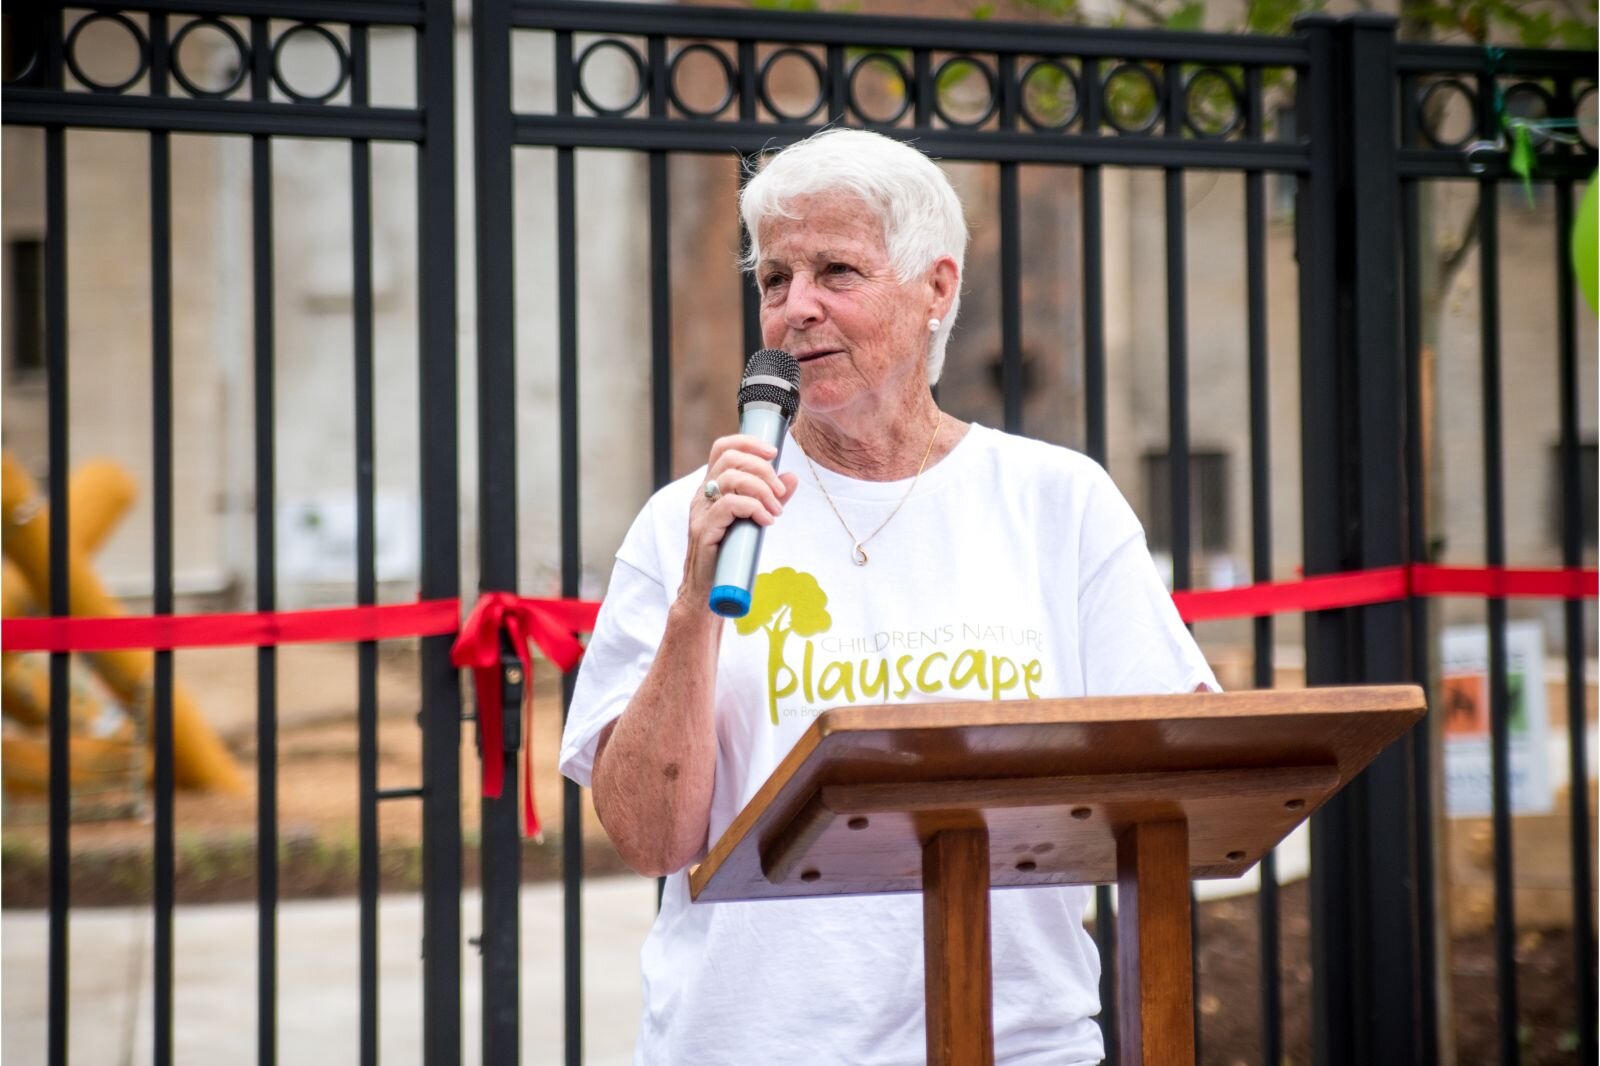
678, 435, 799, 606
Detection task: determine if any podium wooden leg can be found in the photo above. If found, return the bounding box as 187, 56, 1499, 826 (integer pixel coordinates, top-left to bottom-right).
922, 827, 994, 1066
1115, 819, 1195, 1066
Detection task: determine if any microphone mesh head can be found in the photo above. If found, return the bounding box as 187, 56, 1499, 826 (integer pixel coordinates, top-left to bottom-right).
738, 348, 801, 420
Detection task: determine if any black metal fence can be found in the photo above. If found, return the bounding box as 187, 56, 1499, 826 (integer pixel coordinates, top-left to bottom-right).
3, 0, 1594, 1064
2, 3, 463, 1065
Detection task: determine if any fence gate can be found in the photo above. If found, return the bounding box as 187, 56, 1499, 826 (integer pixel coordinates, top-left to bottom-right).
470, 2, 1594, 1066
4, 0, 1595, 1065
2, 3, 465, 1065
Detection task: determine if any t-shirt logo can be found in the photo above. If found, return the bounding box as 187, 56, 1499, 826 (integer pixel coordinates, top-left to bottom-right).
734, 567, 833, 725
737, 567, 1047, 726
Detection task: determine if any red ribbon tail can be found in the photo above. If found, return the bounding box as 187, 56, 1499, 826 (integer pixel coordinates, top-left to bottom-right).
522, 679, 542, 842
513, 627, 542, 842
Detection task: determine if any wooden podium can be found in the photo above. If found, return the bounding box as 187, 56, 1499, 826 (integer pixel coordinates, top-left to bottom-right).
689, 685, 1425, 1066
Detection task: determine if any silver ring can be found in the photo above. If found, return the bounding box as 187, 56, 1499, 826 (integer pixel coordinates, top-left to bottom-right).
702, 479, 721, 501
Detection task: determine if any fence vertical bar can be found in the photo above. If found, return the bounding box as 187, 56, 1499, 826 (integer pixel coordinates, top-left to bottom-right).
1081, 163, 1105, 464
149, 13, 176, 1066
736, 43, 760, 361
1401, 170, 1441, 1066
1163, 166, 1191, 591
1293, 17, 1359, 1066
43, 6, 69, 1063
648, 36, 672, 491
1078, 57, 1114, 1053
1244, 83, 1281, 1058
417, 2, 464, 1062
1475, 123, 1519, 1066
248, 16, 279, 1066
1345, 22, 1418, 1066
998, 54, 1023, 433
557, 137, 584, 1066
740, 152, 762, 361
1161, 56, 1202, 1053
554, 29, 585, 1063
998, 161, 1023, 433
349, 21, 380, 1066
474, 0, 522, 1061
1554, 171, 1598, 1066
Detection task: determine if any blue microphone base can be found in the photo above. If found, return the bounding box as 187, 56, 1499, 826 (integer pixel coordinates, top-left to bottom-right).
708, 585, 752, 618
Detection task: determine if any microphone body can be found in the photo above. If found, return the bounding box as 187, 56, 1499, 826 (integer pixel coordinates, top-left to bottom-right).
709, 349, 801, 618
708, 405, 789, 617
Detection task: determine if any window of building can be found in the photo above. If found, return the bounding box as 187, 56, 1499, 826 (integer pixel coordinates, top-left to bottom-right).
1550, 440, 1598, 547
7, 238, 45, 374
1143, 449, 1231, 554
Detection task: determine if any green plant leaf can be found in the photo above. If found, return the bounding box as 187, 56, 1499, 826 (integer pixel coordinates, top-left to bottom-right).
1508, 121, 1535, 206
1166, 0, 1207, 29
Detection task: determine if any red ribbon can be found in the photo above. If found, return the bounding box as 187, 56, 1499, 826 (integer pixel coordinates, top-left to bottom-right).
1172, 564, 1597, 623
0, 599, 462, 651
3, 564, 1592, 841
448, 592, 600, 839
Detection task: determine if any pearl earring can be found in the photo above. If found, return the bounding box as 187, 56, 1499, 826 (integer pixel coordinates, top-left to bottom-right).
927, 318, 941, 332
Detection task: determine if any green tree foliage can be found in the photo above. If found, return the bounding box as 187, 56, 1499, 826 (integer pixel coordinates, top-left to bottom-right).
1001, 0, 1595, 46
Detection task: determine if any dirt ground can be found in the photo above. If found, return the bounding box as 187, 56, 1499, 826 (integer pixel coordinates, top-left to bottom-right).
1, 641, 623, 902
1192, 880, 1587, 1065
2, 644, 1590, 1063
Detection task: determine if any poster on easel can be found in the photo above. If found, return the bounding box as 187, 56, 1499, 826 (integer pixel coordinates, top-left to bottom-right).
1441, 621, 1553, 817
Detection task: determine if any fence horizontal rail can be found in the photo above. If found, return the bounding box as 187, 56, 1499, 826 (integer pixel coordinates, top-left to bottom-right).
0, 91, 426, 139
56, 0, 426, 22
510, 116, 1314, 168
515, 0, 1312, 65
1395, 42, 1600, 74
1397, 151, 1598, 179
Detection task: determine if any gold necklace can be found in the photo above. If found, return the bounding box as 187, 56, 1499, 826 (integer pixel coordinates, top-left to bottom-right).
802, 413, 942, 566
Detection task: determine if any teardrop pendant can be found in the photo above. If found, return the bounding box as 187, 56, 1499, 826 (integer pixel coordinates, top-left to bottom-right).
851, 543, 869, 566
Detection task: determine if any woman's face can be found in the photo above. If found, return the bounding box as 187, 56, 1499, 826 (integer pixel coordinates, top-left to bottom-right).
755, 193, 951, 422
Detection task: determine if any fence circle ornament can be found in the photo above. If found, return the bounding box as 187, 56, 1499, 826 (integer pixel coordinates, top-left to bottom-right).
1416, 78, 1478, 150
64, 12, 150, 94
1501, 81, 1553, 123
667, 43, 737, 120
574, 38, 648, 118
932, 55, 998, 129
1018, 59, 1081, 132
846, 51, 913, 126
3, 11, 44, 85
1574, 84, 1597, 150
1182, 67, 1243, 139
1101, 62, 1163, 135
270, 23, 350, 104
757, 47, 827, 123
170, 17, 249, 100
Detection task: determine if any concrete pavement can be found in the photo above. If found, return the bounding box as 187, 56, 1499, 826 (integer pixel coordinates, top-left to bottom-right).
3, 875, 657, 1066
2, 826, 1308, 1064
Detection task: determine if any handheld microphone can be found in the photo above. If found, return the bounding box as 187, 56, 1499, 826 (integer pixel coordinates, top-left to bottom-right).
709, 348, 801, 618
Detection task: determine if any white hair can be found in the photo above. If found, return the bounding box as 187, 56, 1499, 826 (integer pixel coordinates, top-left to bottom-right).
739, 128, 967, 385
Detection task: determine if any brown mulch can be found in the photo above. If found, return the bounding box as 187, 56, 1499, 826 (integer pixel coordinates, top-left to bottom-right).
1192, 879, 1586, 1066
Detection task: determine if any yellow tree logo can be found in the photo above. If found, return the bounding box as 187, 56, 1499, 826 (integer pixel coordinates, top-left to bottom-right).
735, 567, 832, 724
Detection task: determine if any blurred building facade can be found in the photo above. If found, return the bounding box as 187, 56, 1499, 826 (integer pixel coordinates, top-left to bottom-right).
3, 0, 1595, 653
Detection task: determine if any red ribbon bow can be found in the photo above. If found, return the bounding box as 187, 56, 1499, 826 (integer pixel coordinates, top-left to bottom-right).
450, 592, 600, 839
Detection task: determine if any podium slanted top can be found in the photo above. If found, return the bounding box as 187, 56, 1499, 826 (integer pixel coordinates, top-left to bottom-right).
689, 685, 1425, 903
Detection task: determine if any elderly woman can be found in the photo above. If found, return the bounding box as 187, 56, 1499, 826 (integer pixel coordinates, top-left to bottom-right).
559, 128, 1216, 1065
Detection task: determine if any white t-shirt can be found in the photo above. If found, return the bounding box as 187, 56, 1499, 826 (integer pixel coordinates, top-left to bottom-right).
559, 424, 1218, 1066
